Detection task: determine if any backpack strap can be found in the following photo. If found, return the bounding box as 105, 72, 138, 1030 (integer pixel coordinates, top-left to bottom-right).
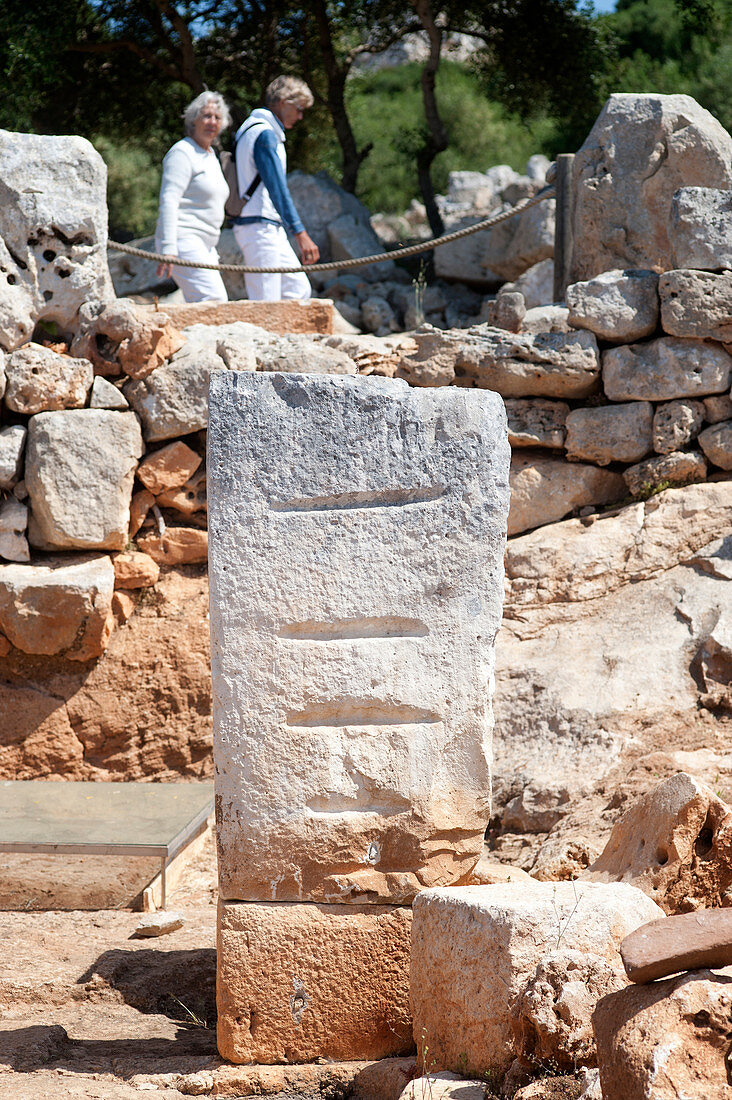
235, 120, 266, 200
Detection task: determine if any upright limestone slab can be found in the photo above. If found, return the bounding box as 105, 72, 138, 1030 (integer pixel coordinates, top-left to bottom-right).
208, 372, 510, 904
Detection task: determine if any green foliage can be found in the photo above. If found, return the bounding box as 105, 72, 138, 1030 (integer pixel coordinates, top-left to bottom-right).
92, 136, 160, 240
343, 62, 558, 212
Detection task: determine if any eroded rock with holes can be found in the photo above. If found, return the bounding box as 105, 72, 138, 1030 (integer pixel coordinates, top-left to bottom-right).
71, 298, 184, 379
584, 772, 732, 913
208, 372, 510, 905
0, 129, 114, 350
26, 410, 143, 550
603, 337, 732, 401
669, 186, 732, 270
652, 399, 705, 454
505, 399, 568, 450
0, 554, 114, 660
4, 343, 92, 414
659, 268, 732, 342
593, 968, 732, 1100
623, 450, 707, 497
410, 882, 662, 1079
570, 94, 732, 281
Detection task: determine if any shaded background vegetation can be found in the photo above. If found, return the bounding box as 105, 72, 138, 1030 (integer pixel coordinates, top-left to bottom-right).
1, 0, 731, 237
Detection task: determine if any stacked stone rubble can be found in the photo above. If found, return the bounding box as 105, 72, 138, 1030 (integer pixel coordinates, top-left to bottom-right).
207, 370, 510, 1061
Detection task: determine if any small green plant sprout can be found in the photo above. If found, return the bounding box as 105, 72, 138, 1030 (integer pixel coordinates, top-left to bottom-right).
412, 259, 428, 327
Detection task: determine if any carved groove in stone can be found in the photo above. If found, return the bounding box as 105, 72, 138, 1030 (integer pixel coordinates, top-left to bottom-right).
278, 616, 429, 641
286, 702, 442, 727
269, 485, 445, 513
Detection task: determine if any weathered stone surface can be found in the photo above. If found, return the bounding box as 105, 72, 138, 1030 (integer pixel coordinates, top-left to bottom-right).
566, 270, 659, 343
124, 340, 225, 441
570, 95, 732, 282
26, 410, 143, 551
565, 402, 653, 466
486, 291, 526, 333
217, 900, 412, 1063
603, 337, 732, 401
507, 259, 555, 310
699, 420, 732, 469
0, 351, 5, 399
593, 969, 732, 1100
4, 344, 93, 414
89, 375, 128, 410
621, 909, 732, 984
136, 526, 208, 564
288, 171, 380, 266
156, 466, 206, 518
505, 399, 568, 449
134, 911, 185, 937
0, 497, 29, 562
0, 130, 114, 351
398, 1073, 488, 1099
157, 298, 335, 335
71, 298, 184, 379
410, 882, 662, 1078
521, 305, 571, 335
669, 186, 732, 270
586, 773, 732, 913
112, 551, 159, 590
136, 441, 201, 496
321, 333, 414, 378
467, 856, 535, 886
514, 950, 626, 1070
705, 393, 732, 423
660, 268, 732, 341
653, 398, 705, 453
253, 333, 358, 375
508, 453, 625, 536
0, 425, 25, 489
208, 372, 509, 904
128, 488, 154, 536
111, 588, 136, 623
327, 213, 395, 281
435, 198, 554, 287
0, 555, 114, 660
399, 325, 599, 397
624, 450, 707, 496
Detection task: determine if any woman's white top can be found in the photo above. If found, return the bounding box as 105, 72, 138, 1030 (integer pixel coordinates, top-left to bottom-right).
155, 136, 229, 255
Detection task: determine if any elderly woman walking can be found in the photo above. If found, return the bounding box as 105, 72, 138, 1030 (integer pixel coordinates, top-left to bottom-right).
155, 91, 231, 302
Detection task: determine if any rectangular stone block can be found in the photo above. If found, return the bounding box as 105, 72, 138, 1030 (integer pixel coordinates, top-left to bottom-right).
207, 372, 509, 903
217, 900, 412, 1063
156, 298, 334, 334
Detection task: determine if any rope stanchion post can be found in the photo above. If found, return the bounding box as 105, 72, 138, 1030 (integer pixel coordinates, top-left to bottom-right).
553, 153, 576, 303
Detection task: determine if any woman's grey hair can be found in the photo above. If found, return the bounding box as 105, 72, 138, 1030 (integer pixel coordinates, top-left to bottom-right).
183, 91, 231, 135
265, 75, 314, 110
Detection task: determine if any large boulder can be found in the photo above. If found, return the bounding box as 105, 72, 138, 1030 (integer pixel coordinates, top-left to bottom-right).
410, 882, 662, 1078
0, 130, 114, 350
570, 95, 732, 282
25, 410, 143, 550
0, 554, 114, 660
593, 969, 732, 1100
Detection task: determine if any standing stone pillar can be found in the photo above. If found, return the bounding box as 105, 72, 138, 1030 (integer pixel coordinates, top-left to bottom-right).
208, 371, 509, 1064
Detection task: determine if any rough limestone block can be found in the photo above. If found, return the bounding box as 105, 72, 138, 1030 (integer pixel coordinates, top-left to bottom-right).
508, 453, 625, 536
593, 969, 732, 1100
0, 130, 115, 350
0, 554, 114, 660
659, 269, 732, 342
0, 497, 29, 562
26, 410, 143, 551
0, 425, 26, 489
504, 399, 568, 449
4, 343, 93, 414
124, 344, 225, 441
566, 269, 659, 343
652, 399, 705, 454
89, 375, 128, 410
570, 95, 732, 282
520, 304, 571, 335
699, 420, 732, 469
70, 297, 184, 379
623, 450, 707, 497
704, 394, 732, 423
208, 372, 510, 904
669, 187, 732, 270
603, 337, 732, 401
565, 402, 653, 466
217, 900, 412, 1063
410, 882, 663, 1078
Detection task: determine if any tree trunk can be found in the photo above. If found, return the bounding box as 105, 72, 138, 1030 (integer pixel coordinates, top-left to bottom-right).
310, 0, 371, 193
413, 0, 447, 236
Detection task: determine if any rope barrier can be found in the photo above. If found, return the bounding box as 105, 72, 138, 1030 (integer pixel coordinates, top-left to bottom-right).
107, 185, 555, 275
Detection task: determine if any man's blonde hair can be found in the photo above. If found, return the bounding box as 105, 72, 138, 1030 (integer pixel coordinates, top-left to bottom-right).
265, 75, 313, 110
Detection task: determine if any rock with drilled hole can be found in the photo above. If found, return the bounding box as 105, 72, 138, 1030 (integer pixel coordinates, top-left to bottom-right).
584, 772, 732, 913
207, 372, 510, 905
0, 129, 114, 351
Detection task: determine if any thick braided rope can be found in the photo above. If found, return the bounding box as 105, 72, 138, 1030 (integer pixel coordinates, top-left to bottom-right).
107, 185, 555, 275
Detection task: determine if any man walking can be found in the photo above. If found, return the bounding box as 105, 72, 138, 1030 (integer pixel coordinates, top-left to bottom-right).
232, 76, 320, 301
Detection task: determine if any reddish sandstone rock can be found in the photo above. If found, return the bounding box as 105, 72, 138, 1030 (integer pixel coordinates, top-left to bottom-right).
111, 589, 136, 623
129, 488, 155, 537
137, 526, 208, 565
136, 441, 201, 496
112, 551, 159, 590
71, 298, 184, 379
